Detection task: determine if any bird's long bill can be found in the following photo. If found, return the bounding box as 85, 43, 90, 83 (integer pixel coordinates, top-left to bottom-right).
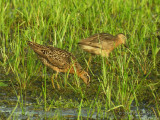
123, 44, 134, 55
123, 44, 128, 48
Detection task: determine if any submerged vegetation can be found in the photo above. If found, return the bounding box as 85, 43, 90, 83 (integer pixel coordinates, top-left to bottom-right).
0, 0, 160, 119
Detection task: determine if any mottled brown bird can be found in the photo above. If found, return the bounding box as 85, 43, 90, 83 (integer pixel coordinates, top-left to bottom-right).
78, 33, 127, 67
28, 41, 90, 88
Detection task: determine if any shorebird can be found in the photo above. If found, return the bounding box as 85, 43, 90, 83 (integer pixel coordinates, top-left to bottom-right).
78, 33, 127, 68
28, 41, 90, 88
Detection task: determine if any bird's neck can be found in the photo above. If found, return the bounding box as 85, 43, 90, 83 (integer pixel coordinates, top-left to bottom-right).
115, 39, 123, 47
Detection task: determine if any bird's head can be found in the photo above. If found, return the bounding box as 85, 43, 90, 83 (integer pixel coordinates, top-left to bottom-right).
79, 71, 90, 86
117, 33, 127, 44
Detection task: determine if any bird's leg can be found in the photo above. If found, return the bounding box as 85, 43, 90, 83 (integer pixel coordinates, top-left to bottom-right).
87, 55, 92, 71
51, 74, 55, 89
65, 72, 70, 87
55, 72, 60, 90
106, 58, 111, 67
51, 72, 60, 89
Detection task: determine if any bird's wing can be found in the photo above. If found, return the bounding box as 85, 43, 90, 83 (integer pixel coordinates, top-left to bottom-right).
45, 47, 76, 69
28, 41, 76, 69
79, 33, 114, 43
79, 33, 115, 49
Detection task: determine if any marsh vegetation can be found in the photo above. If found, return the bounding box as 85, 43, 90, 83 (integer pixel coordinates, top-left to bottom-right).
0, 0, 160, 119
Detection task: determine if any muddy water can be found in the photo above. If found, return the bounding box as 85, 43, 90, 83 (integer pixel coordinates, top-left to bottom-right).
0, 66, 159, 119
0, 93, 157, 120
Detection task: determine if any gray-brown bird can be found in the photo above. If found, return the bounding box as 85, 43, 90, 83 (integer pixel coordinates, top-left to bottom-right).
78, 33, 127, 67
28, 41, 90, 88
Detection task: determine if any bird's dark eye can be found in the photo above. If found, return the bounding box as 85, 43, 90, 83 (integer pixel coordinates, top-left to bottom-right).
84, 73, 90, 81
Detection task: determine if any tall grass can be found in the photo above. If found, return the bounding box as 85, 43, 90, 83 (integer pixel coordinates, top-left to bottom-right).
0, 0, 159, 119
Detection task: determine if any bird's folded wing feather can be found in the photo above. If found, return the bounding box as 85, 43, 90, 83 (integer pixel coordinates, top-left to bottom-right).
45, 47, 75, 69
79, 33, 115, 49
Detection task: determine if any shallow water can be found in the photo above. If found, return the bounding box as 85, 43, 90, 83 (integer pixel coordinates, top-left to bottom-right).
0, 93, 157, 120
0, 65, 159, 119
